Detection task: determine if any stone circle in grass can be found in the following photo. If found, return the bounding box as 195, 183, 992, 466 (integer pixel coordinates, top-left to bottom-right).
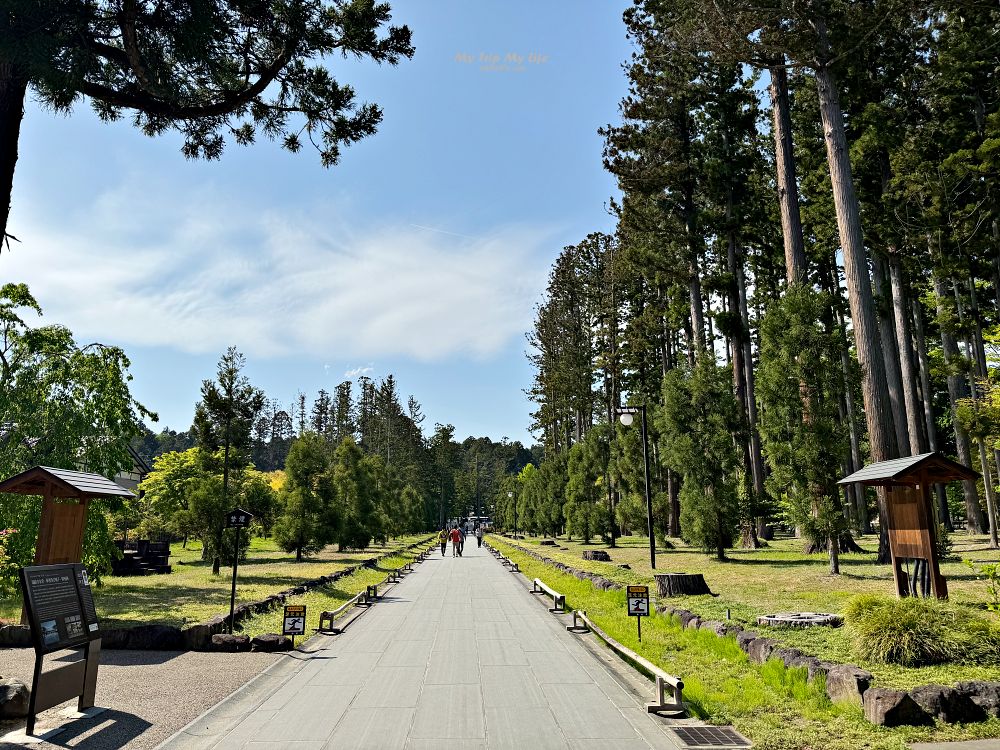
757, 612, 843, 628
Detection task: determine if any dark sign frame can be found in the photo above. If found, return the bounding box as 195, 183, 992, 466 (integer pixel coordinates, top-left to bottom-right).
19, 563, 102, 736
20, 563, 101, 654
226, 508, 252, 528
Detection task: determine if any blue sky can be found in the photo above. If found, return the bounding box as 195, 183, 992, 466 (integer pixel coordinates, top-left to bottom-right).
5, 1, 631, 445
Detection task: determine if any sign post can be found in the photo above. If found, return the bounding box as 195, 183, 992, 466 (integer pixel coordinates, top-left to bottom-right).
19, 563, 103, 736
225, 508, 252, 635
627, 585, 650, 642
282, 604, 306, 648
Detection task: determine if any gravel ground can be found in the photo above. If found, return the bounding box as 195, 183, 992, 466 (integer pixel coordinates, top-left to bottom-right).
0, 647, 279, 750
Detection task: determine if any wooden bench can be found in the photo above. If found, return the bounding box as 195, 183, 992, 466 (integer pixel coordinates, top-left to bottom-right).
567, 610, 685, 716
532, 578, 566, 612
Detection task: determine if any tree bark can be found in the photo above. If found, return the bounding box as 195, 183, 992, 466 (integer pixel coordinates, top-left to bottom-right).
655, 572, 712, 597
813, 45, 898, 467
977, 439, 999, 548
933, 270, 986, 532
667, 469, 681, 537
911, 295, 953, 530
836, 307, 869, 534
735, 248, 767, 508
0, 62, 28, 246
769, 63, 807, 285
813, 46, 899, 563
888, 256, 925, 454
872, 254, 909, 454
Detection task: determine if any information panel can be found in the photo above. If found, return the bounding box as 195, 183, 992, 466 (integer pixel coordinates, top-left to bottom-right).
20, 563, 101, 654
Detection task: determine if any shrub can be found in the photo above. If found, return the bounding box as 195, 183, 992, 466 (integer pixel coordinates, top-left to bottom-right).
965, 559, 1000, 613
844, 594, 1000, 667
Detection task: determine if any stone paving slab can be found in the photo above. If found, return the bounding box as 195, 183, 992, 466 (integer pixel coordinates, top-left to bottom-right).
157, 541, 682, 750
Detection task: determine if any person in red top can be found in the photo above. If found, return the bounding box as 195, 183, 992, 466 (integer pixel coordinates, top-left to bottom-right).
449, 526, 462, 557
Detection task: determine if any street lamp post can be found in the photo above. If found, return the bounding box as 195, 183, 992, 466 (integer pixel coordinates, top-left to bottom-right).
509, 490, 516, 540
618, 405, 655, 570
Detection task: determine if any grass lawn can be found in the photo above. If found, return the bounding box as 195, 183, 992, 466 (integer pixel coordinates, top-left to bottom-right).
489, 535, 1000, 750
494, 532, 1000, 690
0, 534, 433, 631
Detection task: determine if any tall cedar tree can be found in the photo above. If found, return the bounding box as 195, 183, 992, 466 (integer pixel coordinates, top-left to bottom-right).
194, 346, 265, 573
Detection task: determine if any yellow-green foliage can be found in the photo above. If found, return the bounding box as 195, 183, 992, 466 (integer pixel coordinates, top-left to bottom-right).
0, 534, 433, 628
490, 536, 1000, 750
496, 532, 1000, 689
845, 594, 1000, 667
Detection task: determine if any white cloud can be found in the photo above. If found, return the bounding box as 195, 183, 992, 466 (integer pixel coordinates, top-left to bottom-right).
344, 364, 374, 378
4, 176, 555, 362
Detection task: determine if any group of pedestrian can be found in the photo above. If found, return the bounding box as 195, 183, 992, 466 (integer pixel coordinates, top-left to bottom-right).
437, 523, 484, 557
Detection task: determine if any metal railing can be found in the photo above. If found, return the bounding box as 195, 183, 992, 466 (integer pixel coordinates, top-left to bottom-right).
567, 609, 684, 716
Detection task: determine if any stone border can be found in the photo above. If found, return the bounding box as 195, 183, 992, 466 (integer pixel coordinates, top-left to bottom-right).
0, 536, 435, 652
495, 537, 1000, 729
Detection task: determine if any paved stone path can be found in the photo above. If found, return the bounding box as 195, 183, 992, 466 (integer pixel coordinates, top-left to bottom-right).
163, 539, 683, 750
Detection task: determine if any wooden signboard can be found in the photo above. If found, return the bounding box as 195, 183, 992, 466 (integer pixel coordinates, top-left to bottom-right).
839, 452, 977, 601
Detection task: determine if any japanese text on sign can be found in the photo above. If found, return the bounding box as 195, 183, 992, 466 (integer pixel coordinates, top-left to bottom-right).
283, 604, 306, 636
226, 508, 253, 528
627, 585, 649, 617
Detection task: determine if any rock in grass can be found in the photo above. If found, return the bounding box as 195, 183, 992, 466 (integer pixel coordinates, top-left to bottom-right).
748, 638, 778, 664
0, 625, 31, 648
825, 664, 873, 705
772, 647, 804, 668
127, 624, 184, 650
699, 620, 730, 637
807, 661, 836, 684
183, 615, 228, 651
251, 633, 293, 652
0, 678, 29, 719
864, 688, 933, 727
954, 681, 1000, 718
582, 550, 612, 562
211, 634, 252, 653
909, 684, 986, 724
736, 630, 758, 652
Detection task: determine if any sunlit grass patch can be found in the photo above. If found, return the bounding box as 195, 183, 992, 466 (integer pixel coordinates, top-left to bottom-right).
490, 536, 1000, 750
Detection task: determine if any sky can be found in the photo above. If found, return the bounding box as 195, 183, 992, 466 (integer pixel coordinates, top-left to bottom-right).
4, 1, 632, 445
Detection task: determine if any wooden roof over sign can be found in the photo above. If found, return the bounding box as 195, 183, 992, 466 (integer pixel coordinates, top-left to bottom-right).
0, 466, 136, 499
838, 452, 978, 486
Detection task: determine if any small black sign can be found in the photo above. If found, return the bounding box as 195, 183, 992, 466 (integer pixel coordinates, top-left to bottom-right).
20, 563, 101, 654
283, 605, 306, 636
226, 508, 253, 528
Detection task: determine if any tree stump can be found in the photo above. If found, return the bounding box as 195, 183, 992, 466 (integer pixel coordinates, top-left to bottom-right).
654, 572, 713, 597
540, 540, 557, 546
582, 550, 612, 562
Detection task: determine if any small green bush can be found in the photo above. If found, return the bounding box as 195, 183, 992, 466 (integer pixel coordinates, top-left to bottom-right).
844, 594, 1000, 667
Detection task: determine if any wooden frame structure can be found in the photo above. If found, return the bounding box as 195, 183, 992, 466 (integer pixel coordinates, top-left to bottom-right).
838, 452, 977, 600
0, 466, 135, 566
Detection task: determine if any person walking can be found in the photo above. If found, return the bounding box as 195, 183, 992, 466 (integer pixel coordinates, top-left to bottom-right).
449, 525, 462, 557
475, 525, 484, 548
458, 525, 465, 557
438, 527, 448, 557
